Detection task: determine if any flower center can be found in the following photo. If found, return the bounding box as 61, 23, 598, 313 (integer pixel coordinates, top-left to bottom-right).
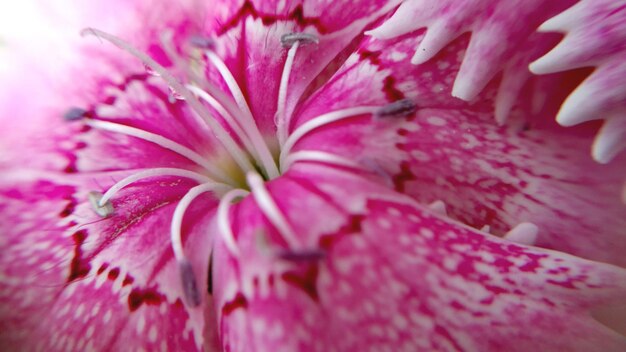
66, 27, 416, 306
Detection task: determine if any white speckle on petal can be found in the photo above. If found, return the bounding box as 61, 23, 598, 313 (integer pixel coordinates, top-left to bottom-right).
103, 309, 112, 323
427, 116, 447, 126
137, 315, 146, 334
148, 325, 158, 343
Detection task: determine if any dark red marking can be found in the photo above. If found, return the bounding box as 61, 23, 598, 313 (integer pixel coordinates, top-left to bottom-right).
207, 255, 213, 294
59, 198, 77, 218
319, 215, 364, 249
97, 263, 109, 275
107, 268, 120, 280
383, 76, 405, 101
281, 264, 320, 302
63, 159, 78, 174
67, 230, 91, 282
128, 287, 165, 312
102, 96, 117, 105
392, 161, 415, 192
122, 276, 135, 286
397, 128, 409, 136
222, 293, 248, 315
358, 49, 382, 65
218, 1, 329, 35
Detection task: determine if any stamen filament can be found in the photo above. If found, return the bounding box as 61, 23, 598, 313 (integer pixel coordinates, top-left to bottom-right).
170, 179, 226, 308
281, 150, 364, 173
81, 28, 255, 175
187, 84, 257, 156
276, 40, 300, 146
99, 167, 216, 206
246, 172, 299, 248
170, 182, 227, 260
205, 51, 254, 122
279, 106, 379, 167
205, 51, 280, 179
86, 119, 232, 184
217, 189, 250, 257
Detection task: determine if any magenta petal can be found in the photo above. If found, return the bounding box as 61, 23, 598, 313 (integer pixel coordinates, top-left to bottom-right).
214, 164, 626, 351
367, 0, 577, 100
0, 173, 215, 350
2, 0, 626, 350
202, 0, 402, 132
531, 0, 626, 163
290, 29, 626, 267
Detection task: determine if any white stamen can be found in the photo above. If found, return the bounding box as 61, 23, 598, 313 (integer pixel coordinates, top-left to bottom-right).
205, 50, 254, 122
480, 225, 491, 233
170, 182, 226, 260
171, 182, 227, 307
275, 33, 319, 146
217, 189, 250, 257
276, 40, 300, 146
161, 30, 279, 180
98, 168, 215, 207
282, 150, 364, 173
205, 50, 280, 179
246, 172, 299, 248
428, 200, 448, 216
85, 120, 232, 184
88, 191, 114, 217
187, 84, 257, 155
81, 28, 255, 175
503, 222, 538, 246
279, 106, 379, 166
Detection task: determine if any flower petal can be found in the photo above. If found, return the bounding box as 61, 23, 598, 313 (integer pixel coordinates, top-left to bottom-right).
204, 0, 402, 132
367, 0, 577, 100
214, 164, 626, 351
287, 31, 626, 267
530, 0, 626, 163
0, 171, 216, 350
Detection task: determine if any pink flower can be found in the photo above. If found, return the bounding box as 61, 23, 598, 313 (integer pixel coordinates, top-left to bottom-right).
1, 0, 625, 350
